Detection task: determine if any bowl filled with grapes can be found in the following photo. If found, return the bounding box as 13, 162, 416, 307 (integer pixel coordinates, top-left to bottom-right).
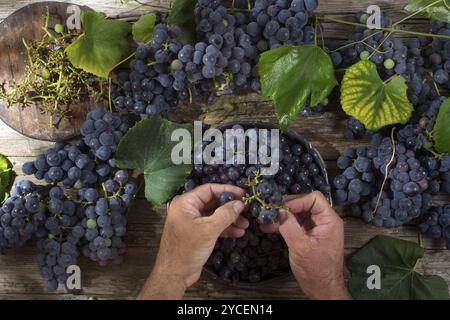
182, 122, 331, 285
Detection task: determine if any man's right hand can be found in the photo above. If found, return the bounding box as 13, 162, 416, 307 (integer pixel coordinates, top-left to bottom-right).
264, 191, 351, 300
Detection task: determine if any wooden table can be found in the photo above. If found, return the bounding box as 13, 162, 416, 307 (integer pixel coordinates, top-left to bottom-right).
0, 0, 449, 300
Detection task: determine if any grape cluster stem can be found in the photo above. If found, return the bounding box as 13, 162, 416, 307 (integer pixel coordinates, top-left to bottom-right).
371, 127, 397, 216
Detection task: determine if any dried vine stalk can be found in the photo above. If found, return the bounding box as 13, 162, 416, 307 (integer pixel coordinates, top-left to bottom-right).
371, 127, 397, 216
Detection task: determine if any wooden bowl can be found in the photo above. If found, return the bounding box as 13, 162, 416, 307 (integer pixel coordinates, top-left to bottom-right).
0, 1, 104, 142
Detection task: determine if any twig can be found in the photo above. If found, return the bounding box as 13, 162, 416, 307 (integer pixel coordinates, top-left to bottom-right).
329, 30, 385, 53
371, 127, 396, 216
318, 16, 450, 40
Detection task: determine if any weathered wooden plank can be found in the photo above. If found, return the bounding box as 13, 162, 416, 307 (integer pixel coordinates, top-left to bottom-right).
0, 125, 53, 157
0, 242, 449, 299
0, 0, 447, 300
0, 0, 169, 21
0, 247, 447, 301
0, 0, 418, 21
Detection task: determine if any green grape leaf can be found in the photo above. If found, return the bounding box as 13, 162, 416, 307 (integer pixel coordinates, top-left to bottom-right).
167, 0, 197, 45
66, 11, 132, 78
132, 13, 156, 43
348, 235, 449, 300
341, 60, 414, 131
0, 154, 11, 203
405, 0, 450, 23
434, 97, 450, 154
258, 45, 337, 132
115, 117, 193, 205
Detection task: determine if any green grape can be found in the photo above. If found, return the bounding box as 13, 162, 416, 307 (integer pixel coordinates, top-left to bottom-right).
87, 218, 97, 229
360, 51, 370, 60
105, 238, 112, 247
360, 13, 369, 24
54, 24, 64, 34
41, 68, 50, 80
170, 59, 183, 72
384, 58, 395, 70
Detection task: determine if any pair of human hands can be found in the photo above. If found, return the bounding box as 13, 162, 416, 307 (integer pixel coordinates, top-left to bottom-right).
137, 184, 351, 300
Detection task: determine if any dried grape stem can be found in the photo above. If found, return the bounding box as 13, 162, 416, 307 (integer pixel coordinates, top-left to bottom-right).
371, 127, 396, 216
330, 30, 384, 53
393, 0, 443, 27
318, 16, 450, 40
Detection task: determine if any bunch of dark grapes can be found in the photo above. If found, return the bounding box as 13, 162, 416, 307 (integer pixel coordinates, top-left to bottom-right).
419, 205, 450, 249
21, 140, 94, 189
22, 109, 132, 190
334, 134, 434, 228
2, 175, 136, 292
1, 182, 84, 292
78, 170, 135, 266
35, 169, 136, 292
113, 0, 320, 117
396, 96, 450, 194
329, 12, 393, 71
193, 0, 321, 93
251, 0, 317, 50
0, 180, 46, 251
249, 178, 284, 224
35, 186, 85, 292
330, 13, 442, 140
332, 11, 431, 90
422, 21, 450, 89
17, 106, 137, 291
80, 108, 132, 161
344, 117, 368, 140
113, 23, 194, 117
194, 0, 261, 93
396, 124, 428, 152
331, 17, 450, 234
183, 124, 330, 283
21, 139, 101, 189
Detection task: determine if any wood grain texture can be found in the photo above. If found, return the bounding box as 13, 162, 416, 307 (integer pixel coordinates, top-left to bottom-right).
0, 0, 448, 300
